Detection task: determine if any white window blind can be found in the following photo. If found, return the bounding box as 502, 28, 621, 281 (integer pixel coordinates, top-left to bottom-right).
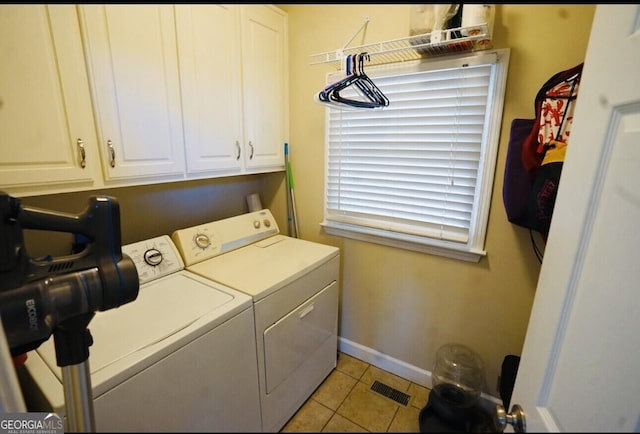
322, 50, 509, 262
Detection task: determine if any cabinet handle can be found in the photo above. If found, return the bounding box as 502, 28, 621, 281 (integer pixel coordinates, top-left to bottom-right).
77, 138, 86, 169
108, 140, 116, 168
299, 304, 315, 319
249, 141, 254, 160
235, 141, 241, 160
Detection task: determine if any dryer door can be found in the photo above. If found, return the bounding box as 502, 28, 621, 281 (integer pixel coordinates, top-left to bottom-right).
263, 281, 338, 394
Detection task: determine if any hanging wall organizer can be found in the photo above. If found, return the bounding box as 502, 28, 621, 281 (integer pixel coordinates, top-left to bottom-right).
310, 20, 492, 69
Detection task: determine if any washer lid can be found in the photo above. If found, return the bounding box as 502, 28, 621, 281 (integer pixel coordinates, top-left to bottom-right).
187, 235, 339, 301
35, 271, 250, 394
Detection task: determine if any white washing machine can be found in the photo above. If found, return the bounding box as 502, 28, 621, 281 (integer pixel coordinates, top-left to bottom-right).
172, 209, 340, 432
21, 235, 262, 432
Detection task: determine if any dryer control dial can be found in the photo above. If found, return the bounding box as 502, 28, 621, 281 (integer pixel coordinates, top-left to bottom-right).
195, 233, 211, 249
172, 209, 279, 266
144, 248, 163, 266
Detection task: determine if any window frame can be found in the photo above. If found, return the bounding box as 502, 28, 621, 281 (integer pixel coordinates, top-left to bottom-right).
320, 49, 510, 262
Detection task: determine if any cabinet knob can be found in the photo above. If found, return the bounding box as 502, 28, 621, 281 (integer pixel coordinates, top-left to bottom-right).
77, 138, 86, 169
249, 141, 254, 160
108, 140, 116, 168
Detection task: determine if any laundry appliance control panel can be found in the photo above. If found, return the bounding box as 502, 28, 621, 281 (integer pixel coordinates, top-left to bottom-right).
122, 235, 185, 285
171, 209, 279, 267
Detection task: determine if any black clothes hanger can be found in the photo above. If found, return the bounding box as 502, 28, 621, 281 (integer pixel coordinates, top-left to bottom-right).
328, 53, 389, 108
318, 54, 370, 107
317, 55, 358, 108
317, 53, 389, 109
348, 53, 389, 107
332, 54, 374, 104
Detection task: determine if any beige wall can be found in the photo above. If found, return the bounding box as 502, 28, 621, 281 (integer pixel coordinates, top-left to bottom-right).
20, 173, 288, 257
283, 4, 595, 397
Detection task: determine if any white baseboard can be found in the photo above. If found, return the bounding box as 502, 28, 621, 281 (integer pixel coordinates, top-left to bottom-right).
338, 336, 502, 405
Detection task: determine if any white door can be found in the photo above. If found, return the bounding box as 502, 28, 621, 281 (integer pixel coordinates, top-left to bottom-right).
509, 5, 640, 432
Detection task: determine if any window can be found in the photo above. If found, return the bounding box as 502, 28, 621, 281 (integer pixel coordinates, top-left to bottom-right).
321, 49, 510, 262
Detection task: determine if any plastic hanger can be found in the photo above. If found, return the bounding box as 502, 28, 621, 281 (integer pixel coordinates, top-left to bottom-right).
316, 55, 357, 108
326, 54, 382, 107
350, 53, 389, 106
317, 55, 371, 109
316, 53, 389, 109
327, 53, 388, 108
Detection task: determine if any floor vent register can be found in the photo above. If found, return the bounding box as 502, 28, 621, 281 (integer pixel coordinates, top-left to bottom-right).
370, 380, 411, 406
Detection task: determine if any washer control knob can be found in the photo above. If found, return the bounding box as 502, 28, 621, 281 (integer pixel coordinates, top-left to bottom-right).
144, 248, 163, 266
263, 219, 271, 228
195, 233, 211, 249
253, 220, 261, 229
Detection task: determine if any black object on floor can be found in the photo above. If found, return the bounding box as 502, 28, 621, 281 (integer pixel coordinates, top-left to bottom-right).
500, 355, 521, 410
419, 386, 495, 433
419, 403, 468, 433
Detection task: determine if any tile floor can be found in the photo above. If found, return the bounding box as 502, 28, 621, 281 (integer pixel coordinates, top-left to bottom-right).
281, 352, 429, 432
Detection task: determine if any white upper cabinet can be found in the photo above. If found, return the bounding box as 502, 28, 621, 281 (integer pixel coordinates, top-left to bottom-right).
0, 5, 102, 196
175, 5, 244, 175
78, 5, 186, 182
240, 5, 288, 171
176, 5, 288, 177
1, 5, 287, 196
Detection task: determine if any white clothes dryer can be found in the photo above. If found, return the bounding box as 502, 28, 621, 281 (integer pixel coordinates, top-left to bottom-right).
21, 235, 262, 432
172, 210, 340, 432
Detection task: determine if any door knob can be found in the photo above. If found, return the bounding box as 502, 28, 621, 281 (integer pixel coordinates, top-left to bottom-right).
494, 404, 526, 432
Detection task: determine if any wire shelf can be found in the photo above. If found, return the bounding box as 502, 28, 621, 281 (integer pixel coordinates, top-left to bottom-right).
310, 24, 492, 69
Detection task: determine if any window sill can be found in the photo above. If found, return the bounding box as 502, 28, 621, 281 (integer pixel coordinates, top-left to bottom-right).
321, 220, 486, 263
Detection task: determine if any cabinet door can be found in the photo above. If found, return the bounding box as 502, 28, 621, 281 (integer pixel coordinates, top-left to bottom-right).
240, 5, 288, 171
79, 5, 186, 181
0, 5, 101, 196
175, 5, 244, 176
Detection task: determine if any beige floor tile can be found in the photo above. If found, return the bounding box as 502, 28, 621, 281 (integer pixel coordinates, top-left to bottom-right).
336, 352, 369, 380
336, 381, 399, 432
387, 405, 421, 433
408, 382, 430, 410
283, 353, 442, 433
360, 365, 411, 392
281, 399, 333, 432
312, 369, 358, 411
322, 413, 368, 433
